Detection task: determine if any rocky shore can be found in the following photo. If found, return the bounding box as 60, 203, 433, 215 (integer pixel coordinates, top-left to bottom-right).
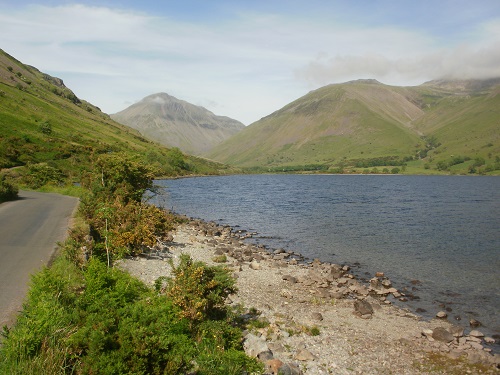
117, 219, 500, 374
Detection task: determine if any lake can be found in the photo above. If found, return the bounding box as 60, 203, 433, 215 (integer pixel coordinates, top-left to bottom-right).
152, 174, 500, 340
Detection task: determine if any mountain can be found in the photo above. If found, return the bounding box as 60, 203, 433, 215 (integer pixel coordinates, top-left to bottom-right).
111, 93, 245, 155
207, 78, 500, 173
0, 49, 230, 187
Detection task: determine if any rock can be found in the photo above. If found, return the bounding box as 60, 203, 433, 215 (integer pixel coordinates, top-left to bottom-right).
243, 333, 269, 357
249, 260, 261, 270
294, 349, 316, 361
469, 341, 484, 350
469, 318, 482, 328
432, 327, 454, 343
266, 359, 284, 375
311, 312, 323, 321
353, 299, 374, 316
375, 271, 385, 277
484, 336, 496, 344
331, 291, 344, 299
280, 289, 293, 299
369, 277, 381, 289
257, 350, 274, 361
449, 325, 465, 337
469, 330, 484, 338
381, 279, 392, 288
282, 274, 298, 283
422, 329, 434, 341
436, 311, 448, 319
329, 265, 344, 279
278, 363, 303, 375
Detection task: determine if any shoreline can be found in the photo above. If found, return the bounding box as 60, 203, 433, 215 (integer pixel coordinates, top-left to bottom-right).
118, 218, 500, 374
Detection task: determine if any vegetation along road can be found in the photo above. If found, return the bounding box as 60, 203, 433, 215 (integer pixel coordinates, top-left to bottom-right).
0, 190, 78, 328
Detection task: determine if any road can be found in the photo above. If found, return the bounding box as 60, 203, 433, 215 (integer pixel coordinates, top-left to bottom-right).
0, 190, 79, 328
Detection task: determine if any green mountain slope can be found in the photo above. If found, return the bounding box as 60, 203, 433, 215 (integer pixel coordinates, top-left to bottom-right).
0, 49, 230, 187
207, 79, 500, 174
111, 93, 245, 156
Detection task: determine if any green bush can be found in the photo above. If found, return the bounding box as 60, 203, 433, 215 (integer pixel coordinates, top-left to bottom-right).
22, 163, 65, 189
163, 254, 237, 324
0, 174, 18, 202
0, 254, 261, 375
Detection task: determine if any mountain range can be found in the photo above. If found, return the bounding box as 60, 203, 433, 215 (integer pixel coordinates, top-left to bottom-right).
2, 45, 498, 176
206, 78, 500, 173
0, 48, 227, 185
111, 93, 245, 155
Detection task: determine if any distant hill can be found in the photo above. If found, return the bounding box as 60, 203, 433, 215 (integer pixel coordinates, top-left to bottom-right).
0, 49, 230, 187
207, 78, 500, 174
111, 93, 245, 155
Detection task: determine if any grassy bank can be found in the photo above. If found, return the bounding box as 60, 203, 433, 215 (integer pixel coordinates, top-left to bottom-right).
0, 154, 261, 374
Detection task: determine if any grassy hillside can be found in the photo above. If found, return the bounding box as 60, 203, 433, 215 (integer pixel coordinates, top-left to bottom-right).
0, 49, 232, 190
207, 79, 500, 174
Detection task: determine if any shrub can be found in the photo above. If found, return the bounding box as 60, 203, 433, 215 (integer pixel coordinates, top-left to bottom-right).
162, 254, 237, 324
0, 173, 18, 202
22, 163, 65, 189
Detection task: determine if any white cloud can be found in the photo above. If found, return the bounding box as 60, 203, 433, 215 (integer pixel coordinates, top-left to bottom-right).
0, 4, 499, 124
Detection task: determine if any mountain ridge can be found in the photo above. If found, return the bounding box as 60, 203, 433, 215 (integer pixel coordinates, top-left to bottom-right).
111, 93, 245, 155
207, 78, 500, 173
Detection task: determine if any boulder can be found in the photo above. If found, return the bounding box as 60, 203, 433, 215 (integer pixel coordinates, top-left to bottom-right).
449, 325, 465, 337
282, 274, 298, 283
277, 363, 303, 375
243, 333, 269, 357
266, 359, 284, 375
311, 312, 323, 321
469, 318, 482, 328
353, 299, 374, 316
249, 260, 261, 270
370, 277, 381, 289
432, 327, 454, 343
329, 265, 344, 280
294, 349, 316, 361
469, 330, 484, 338
436, 311, 448, 319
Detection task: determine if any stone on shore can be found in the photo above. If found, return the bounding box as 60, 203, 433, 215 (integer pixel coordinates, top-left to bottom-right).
353, 299, 374, 316
432, 327, 454, 343
294, 349, 316, 361
243, 333, 269, 357
436, 311, 448, 319
469, 330, 484, 338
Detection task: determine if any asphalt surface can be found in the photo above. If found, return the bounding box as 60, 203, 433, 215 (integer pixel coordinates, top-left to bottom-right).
0, 190, 78, 328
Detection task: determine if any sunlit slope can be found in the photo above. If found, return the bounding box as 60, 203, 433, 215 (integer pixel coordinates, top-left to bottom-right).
207, 78, 500, 170
207, 80, 425, 167
411, 80, 500, 161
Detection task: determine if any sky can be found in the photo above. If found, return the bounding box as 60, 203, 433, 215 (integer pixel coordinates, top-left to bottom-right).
1, 1, 499, 125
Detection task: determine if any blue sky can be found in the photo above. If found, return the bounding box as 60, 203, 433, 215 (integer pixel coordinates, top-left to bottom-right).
1, 1, 499, 124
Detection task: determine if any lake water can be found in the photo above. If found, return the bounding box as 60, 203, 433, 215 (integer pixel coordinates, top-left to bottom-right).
152, 174, 500, 341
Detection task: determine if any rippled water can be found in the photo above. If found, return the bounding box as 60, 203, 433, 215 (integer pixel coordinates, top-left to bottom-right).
152, 174, 500, 339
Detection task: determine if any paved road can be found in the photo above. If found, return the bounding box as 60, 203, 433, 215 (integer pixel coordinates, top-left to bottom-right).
0, 190, 78, 328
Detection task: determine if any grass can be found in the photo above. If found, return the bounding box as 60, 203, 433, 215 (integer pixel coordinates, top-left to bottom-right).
208, 80, 500, 175
0, 249, 262, 374
0, 48, 233, 190
413, 352, 497, 374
